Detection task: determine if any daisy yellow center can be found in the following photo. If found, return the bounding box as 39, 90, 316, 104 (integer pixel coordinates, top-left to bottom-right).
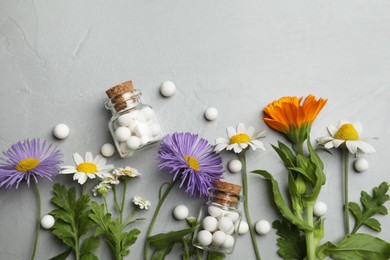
16, 158, 40, 172
334, 124, 359, 140
122, 169, 133, 175
184, 156, 200, 171
76, 162, 97, 174
230, 133, 251, 144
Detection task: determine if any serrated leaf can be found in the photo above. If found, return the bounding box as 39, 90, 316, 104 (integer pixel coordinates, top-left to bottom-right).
148, 226, 198, 249
273, 220, 306, 260
80, 236, 100, 255
121, 229, 140, 251
48, 248, 72, 260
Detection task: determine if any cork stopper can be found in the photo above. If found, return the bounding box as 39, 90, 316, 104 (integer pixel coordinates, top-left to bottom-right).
106, 80, 134, 99
213, 181, 241, 195
212, 181, 242, 207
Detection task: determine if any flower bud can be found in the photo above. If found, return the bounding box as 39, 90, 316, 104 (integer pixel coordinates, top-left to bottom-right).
295, 176, 307, 195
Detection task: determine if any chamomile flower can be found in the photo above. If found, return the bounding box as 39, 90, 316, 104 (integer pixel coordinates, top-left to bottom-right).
59, 152, 114, 185
214, 123, 266, 154
92, 182, 112, 196
133, 195, 151, 210
317, 121, 375, 155
113, 166, 141, 178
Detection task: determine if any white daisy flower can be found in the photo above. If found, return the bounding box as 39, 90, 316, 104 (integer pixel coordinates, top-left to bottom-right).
317, 120, 376, 155
132, 195, 151, 210
101, 172, 120, 185
92, 182, 112, 196
113, 166, 142, 178
215, 122, 266, 154
59, 152, 115, 185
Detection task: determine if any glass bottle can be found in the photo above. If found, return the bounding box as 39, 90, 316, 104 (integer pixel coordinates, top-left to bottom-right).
105, 80, 163, 158
193, 181, 243, 254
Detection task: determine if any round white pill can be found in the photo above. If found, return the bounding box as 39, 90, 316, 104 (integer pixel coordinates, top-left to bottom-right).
149, 123, 162, 137
226, 212, 240, 222
314, 201, 328, 217
255, 220, 271, 235
354, 158, 369, 172
204, 107, 218, 121
228, 159, 242, 173
208, 205, 223, 218
119, 142, 128, 154
203, 216, 218, 232
226, 226, 234, 235
238, 221, 249, 235
197, 230, 212, 246
128, 120, 139, 132
222, 235, 235, 248
140, 136, 151, 145
126, 136, 141, 150
53, 123, 70, 139
101, 143, 115, 157
218, 217, 234, 233
115, 127, 131, 142
41, 215, 55, 229
160, 81, 176, 97
117, 114, 133, 126
134, 123, 150, 137
173, 205, 189, 220
212, 230, 226, 246
141, 107, 155, 120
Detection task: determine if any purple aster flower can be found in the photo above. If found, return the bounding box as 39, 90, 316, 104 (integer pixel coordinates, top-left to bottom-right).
0, 138, 62, 189
157, 132, 223, 197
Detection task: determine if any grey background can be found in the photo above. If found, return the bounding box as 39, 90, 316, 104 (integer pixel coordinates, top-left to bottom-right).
1, 0, 390, 259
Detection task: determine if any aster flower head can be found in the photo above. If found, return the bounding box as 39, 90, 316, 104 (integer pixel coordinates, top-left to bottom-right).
59, 152, 114, 185
0, 138, 62, 189
92, 182, 112, 196
214, 123, 266, 154
157, 132, 223, 197
317, 120, 376, 155
133, 195, 151, 210
263, 95, 327, 144
113, 166, 141, 179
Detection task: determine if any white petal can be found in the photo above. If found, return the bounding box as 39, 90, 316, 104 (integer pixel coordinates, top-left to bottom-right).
333, 139, 345, 148
327, 125, 338, 137
87, 174, 96, 179
215, 138, 229, 145
337, 120, 349, 128
317, 136, 334, 144
239, 143, 248, 149
345, 141, 358, 154
214, 143, 228, 152
73, 153, 84, 165
85, 152, 93, 163
227, 127, 236, 138
101, 164, 115, 171
61, 165, 76, 169
233, 145, 243, 153
254, 130, 267, 139
353, 122, 362, 136
251, 140, 266, 150
78, 174, 88, 184
324, 141, 335, 149
95, 155, 106, 167
356, 141, 376, 154
237, 122, 246, 134
60, 168, 77, 174
246, 126, 255, 138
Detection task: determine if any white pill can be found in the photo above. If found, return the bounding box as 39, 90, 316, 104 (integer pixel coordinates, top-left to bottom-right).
197, 230, 212, 246
218, 217, 233, 233
140, 136, 150, 145
160, 80, 176, 97
115, 127, 131, 142
100, 143, 115, 157
134, 123, 150, 137
203, 216, 218, 232
141, 107, 155, 120
354, 158, 369, 172
117, 114, 133, 126
41, 215, 55, 229
226, 226, 234, 235
222, 235, 235, 248
212, 230, 226, 246
226, 212, 240, 222
255, 220, 271, 235
204, 107, 218, 121
128, 120, 139, 132
173, 205, 189, 220
149, 123, 162, 137
208, 205, 223, 218
126, 136, 141, 150
228, 159, 242, 173
53, 123, 70, 139
314, 201, 328, 217
238, 221, 249, 235
119, 142, 128, 154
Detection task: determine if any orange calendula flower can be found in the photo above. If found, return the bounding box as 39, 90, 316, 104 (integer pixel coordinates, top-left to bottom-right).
263, 95, 327, 143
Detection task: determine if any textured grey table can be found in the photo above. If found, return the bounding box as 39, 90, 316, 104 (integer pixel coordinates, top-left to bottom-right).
1, 1, 389, 259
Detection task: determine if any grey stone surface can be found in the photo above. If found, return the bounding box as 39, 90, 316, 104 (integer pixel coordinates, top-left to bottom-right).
0, 0, 389, 259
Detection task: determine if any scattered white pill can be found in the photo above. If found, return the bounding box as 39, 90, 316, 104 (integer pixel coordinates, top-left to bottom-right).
314, 201, 328, 217
197, 230, 212, 246
115, 127, 131, 142
53, 123, 70, 139
101, 143, 115, 157
141, 107, 155, 120
160, 81, 176, 97
149, 123, 162, 137
255, 220, 271, 235
228, 159, 242, 173
41, 215, 55, 229
117, 114, 133, 126
203, 216, 218, 232
208, 205, 223, 218
354, 158, 369, 172
218, 217, 234, 233
126, 136, 141, 150
225, 212, 240, 222
134, 123, 150, 137
238, 221, 249, 235
212, 230, 226, 246
222, 235, 235, 248
173, 205, 189, 220
204, 107, 218, 121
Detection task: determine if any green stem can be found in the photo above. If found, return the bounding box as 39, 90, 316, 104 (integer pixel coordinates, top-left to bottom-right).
305, 202, 315, 260
240, 152, 261, 260
123, 209, 138, 227
112, 186, 121, 213
30, 182, 41, 260
103, 194, 109, 213
120, 180, 127, 223
144, 180, 178, 260
343, 149, 350, 235
296, 141, 304, 156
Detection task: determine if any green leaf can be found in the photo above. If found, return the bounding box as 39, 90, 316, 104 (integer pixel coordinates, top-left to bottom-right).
181, 238, 190, 260
272, 220, 306, 260
148, 226, 198, 249
151, 243, 175, 260
48, 249, 72, 260
320, 233, 390, 260
349, 182, 390, 234
121, 229, 141, 252
80, 236, 100, 255
207, 251, 225, 260
80, 253, 99, 260
251, 170, 313, 231
272, 142, 296, 168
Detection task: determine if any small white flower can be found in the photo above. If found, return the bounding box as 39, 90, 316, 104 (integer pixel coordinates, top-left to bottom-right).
101, 173, 120, 185
317, 120, 375, 155
59, 152, 115, 185
113, 166, 142, 178
215, 122, 266, 154
92, 182, 112, 196
132, 195, 151, 210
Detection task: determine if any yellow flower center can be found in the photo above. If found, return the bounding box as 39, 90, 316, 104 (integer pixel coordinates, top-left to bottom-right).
16, 158, 40, 172
230, 133, 251, 144
76, 162, 98, 174
121, 169, 133, 175
184, 156, 200, 171
334, 124, 359, 140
